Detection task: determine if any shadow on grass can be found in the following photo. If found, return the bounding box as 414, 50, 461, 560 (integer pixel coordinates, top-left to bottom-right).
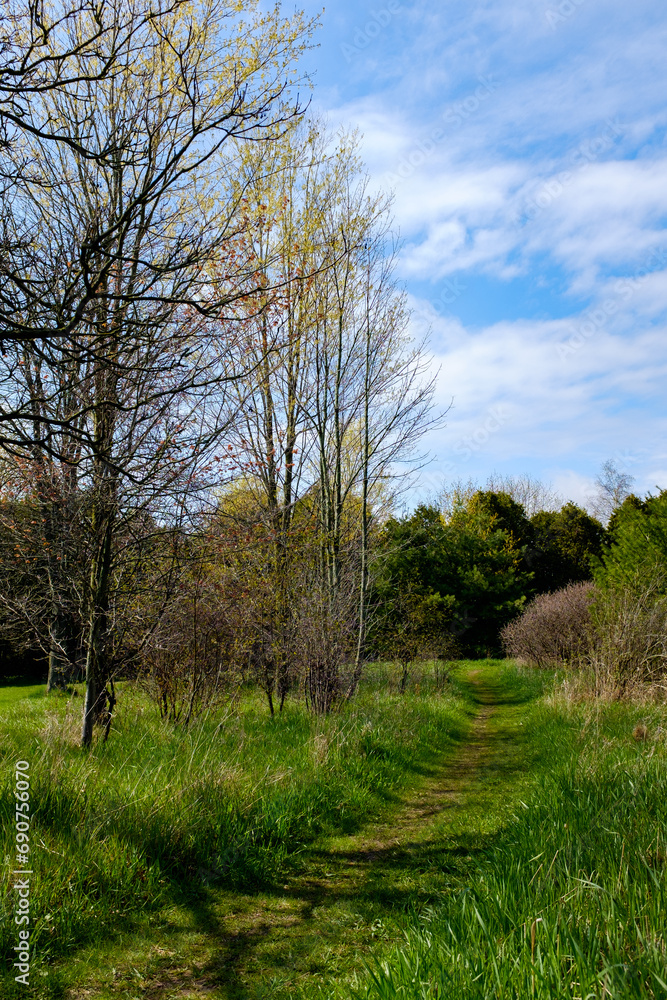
154, 669, 540, 998
162, 833, 491, 1000
11, 661, 542, 999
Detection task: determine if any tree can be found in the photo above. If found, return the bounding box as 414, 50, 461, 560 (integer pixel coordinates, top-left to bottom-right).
377, 501, 530, 657
606, 493, 649, 536
469, 490, 534, 551
440, 475, 561, 519
484, 473, 562, 517
574, 491, 667, 696
378, 587, 456, 692
0, 0, 313, 356
221, 123, 438, 710
0, 0, 315, 744
596, 490, 667, 595
530, 503, 606, 593
590, 459, 635, 523
0, 0, 167, 165
0, 455, 87, 693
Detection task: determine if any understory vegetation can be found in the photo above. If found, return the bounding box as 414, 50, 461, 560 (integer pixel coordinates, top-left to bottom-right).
0, 662, 470, 998
352, 686, 667, 1000
504, 490, 667, 697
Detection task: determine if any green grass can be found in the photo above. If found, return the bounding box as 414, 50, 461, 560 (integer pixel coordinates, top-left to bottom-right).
351, 673, 667, 1000
3, 661, 666, 999
0, 682, 47, 710
0, 662, 471, 999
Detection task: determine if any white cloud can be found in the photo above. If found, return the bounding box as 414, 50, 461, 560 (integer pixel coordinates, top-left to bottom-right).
519, 159, 667, 286
320, 3, 667, 292
322, 100, 667, 290
305, 0, 667, 501
641, 469, 667, 496
549, 470, 598, 511
409, 299, 667, 496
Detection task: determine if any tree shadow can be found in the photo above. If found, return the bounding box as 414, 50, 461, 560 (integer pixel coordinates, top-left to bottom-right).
155, 679, 532, 998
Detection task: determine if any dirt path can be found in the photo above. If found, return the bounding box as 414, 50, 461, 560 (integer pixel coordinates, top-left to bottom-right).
86, 668, 533, 999
325, 686, 497, 866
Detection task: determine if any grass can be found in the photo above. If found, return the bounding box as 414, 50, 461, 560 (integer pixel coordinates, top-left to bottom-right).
2, 661, 666, 999
0, 661, 471, 999
352, 670, 667, 1000
0, 680, 47, 711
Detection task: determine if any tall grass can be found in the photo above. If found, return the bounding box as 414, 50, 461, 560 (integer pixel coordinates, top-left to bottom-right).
0, 666, 470, 997
352, 701, 667, 1000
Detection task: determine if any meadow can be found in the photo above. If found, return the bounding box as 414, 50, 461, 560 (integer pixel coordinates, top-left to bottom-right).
1, 662, 665, 999
353, 669, 667, 1000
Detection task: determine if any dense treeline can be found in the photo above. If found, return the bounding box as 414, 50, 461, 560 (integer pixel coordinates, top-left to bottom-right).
375, 486, 605, 659
504, 489, 667, 694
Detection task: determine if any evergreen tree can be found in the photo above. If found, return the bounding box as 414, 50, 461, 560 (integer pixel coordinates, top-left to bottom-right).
530, 503, 605, 593
377, 500, 531, 656
596, 491, 667, 593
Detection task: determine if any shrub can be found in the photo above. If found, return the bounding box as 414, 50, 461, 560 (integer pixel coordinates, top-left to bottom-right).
583, 568, 667, 696
587, 493, 667, 696
501, 582, 595, 668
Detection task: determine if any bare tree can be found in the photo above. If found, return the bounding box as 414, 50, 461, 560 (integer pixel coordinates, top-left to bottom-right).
0, 0, 315, 743
440, 474, 562, 519
0, 1, 313, 357
221, 125, 439, 710
140, 533, 251, 725
484, 473, 562, 516
591, 459, 635, 523
0, 2, 192, 149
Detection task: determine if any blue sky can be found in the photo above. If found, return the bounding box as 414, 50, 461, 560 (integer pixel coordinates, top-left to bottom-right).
297, 0, 667, 509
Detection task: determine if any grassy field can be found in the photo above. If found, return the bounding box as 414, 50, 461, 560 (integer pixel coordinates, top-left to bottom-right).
1, 661, 666, 998
0, 662, 471, 998
351, 668, 667, 1000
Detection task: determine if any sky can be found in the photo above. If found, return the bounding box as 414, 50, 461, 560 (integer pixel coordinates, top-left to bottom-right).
294, 0, 667, 511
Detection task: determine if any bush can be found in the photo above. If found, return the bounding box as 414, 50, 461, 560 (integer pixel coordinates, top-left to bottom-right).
584, 569, 667, 696
586, 493, 667, 696
501, 582, 595, 668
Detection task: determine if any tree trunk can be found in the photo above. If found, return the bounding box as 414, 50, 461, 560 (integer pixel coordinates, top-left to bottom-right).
81, 343, 117, 746
81, 513, 113, 746
347, 278, 372, 700
46, 616, 71, 693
